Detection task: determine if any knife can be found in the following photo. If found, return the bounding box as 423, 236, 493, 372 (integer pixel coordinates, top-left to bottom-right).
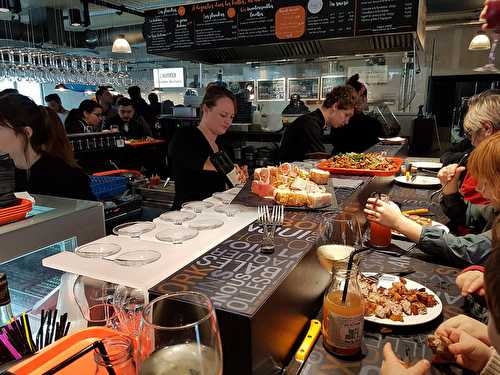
283, 319, 321, 375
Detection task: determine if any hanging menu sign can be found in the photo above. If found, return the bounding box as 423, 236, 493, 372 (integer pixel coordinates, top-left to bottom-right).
356, 0, 419, 35
144, 0, 420, 54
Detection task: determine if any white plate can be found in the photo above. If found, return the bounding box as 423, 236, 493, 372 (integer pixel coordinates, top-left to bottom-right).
212, 192, 235, 204
394, 176, 441, 187
159, 211, 196, 225
392, 221, 449, 238
412, 162, 443, 170
155, 227, 199, 244
182, 201, 214, 213
362, 273, 443, 326
189, 218, 224, 231
378, 137, 407, 144
113, 221, 156, 237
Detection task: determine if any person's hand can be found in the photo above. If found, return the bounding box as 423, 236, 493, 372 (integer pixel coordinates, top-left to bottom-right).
456, 271, 485, 297
381, 343, 430, 375
438, 328, 494, 372
436, 315, 490, 346
364, 197, 403, 229
437, 164, 466, 195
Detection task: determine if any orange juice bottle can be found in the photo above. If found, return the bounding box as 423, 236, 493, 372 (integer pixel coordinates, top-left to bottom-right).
322, 266, 364, 356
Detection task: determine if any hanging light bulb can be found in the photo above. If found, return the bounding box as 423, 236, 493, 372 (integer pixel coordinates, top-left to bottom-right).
0, 0, 21, 13
0, 0, 9, 12
54, 83, 68, 92
112, 35, 132, 54
469, 33, 491, 51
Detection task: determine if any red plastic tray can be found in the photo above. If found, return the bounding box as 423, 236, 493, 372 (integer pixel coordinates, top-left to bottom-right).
0, 199, 33, 225
125, 139, 165, 148
316, 157, 403, 176
9, 327, 120, 375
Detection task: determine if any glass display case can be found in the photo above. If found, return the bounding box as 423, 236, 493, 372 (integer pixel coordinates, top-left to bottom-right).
0, 195, 105, 315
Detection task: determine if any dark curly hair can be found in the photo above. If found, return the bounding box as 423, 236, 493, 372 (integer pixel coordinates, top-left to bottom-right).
322, 85, 358, 110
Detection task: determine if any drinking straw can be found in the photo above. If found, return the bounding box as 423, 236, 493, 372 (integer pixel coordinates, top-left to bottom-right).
21, 313, 34, 352
0, 332, 21, 360
49, 310, 57, 345
41, 340, 115, 375
341, 247, 370, 304
44, 310, 52, 347
95, 341, 117, 375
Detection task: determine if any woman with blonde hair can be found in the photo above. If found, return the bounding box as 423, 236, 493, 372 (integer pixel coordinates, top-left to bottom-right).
364, 132, 500, 267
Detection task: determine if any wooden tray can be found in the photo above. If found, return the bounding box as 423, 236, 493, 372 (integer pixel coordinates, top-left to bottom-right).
316, 157, 403, 176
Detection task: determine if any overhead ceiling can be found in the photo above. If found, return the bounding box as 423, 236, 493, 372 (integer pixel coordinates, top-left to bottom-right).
4, 0, 487, 29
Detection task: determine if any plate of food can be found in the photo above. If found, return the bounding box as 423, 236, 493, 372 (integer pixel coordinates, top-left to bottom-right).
317, 153, 403, 176
359, 273, 442, 326
394, 175, 441, 187
392, 213, 449, 238
247, 163, 334, 209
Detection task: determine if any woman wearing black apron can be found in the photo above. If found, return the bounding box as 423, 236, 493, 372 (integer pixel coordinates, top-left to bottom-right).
169, 85, 246, 209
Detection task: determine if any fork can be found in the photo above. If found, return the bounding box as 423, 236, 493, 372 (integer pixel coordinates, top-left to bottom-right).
257, 205, 284, 254
430, 153, 469, 202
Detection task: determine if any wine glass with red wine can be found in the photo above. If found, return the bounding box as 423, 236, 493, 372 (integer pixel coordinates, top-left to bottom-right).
476, 0, 500, 72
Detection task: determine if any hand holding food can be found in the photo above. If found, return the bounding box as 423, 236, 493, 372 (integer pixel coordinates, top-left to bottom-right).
437, 164, 466, 195
436, 328, 494, 372
435, 315, 490, 345
456, 271, 485, 297
381, 343, 431, 375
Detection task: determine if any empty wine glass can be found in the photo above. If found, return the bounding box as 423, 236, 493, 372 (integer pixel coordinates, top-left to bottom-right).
73, 275, 120, 329
139, 292, 223, 375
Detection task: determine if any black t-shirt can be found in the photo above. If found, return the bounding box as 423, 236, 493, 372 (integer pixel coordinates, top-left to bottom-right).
330, 112, 383, 154
168, 127, 226, 209
15, 154, 94, 200
279, 109, 326, 162
104, 115, 152, 140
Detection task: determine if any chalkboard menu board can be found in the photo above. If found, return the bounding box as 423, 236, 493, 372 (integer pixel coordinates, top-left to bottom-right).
288, 77, 319, 100
257, 79, 286, 101
320, 75, 346, 99
144, 0, 420, 54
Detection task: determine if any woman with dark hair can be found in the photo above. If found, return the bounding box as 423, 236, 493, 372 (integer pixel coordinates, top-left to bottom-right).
0, 94, 93, 200
168, 85, 246, 208
65, 99, 103, 134
330, 74, 384, 153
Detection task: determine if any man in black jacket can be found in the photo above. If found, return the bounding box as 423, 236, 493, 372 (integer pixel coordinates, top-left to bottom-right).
104, 97, 152, 139
279, 85, 357, 162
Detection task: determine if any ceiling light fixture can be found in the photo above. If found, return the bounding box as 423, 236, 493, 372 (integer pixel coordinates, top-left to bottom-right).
69, 8, 82, 27
469, 33, 491, 51
112, 35, 131, 54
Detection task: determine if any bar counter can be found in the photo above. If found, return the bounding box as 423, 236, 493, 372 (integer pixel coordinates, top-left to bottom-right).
39, 142, 466, 374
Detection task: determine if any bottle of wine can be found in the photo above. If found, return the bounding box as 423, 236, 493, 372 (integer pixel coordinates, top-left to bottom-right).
0, 273, 14, 327
210, 150, 239, 188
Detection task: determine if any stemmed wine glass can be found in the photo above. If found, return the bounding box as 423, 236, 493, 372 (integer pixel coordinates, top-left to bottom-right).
476, 0, 500, 72
316, 212, 364, 275
139, 292, 223, 375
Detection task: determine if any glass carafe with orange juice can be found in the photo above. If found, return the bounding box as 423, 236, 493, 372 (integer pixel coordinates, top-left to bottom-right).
322, 265, 364, 356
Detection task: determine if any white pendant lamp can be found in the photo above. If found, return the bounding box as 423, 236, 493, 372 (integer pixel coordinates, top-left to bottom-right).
469, 33, 491, 51
112, 35, 131, 54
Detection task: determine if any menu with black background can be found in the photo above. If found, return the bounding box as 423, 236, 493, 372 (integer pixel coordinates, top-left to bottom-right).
144, 0, 420, 54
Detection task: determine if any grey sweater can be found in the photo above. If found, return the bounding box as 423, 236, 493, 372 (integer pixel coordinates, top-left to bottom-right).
418, 193, 498, 267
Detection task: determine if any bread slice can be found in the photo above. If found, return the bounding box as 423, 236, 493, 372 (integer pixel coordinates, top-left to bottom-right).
310, 168, 330, 185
